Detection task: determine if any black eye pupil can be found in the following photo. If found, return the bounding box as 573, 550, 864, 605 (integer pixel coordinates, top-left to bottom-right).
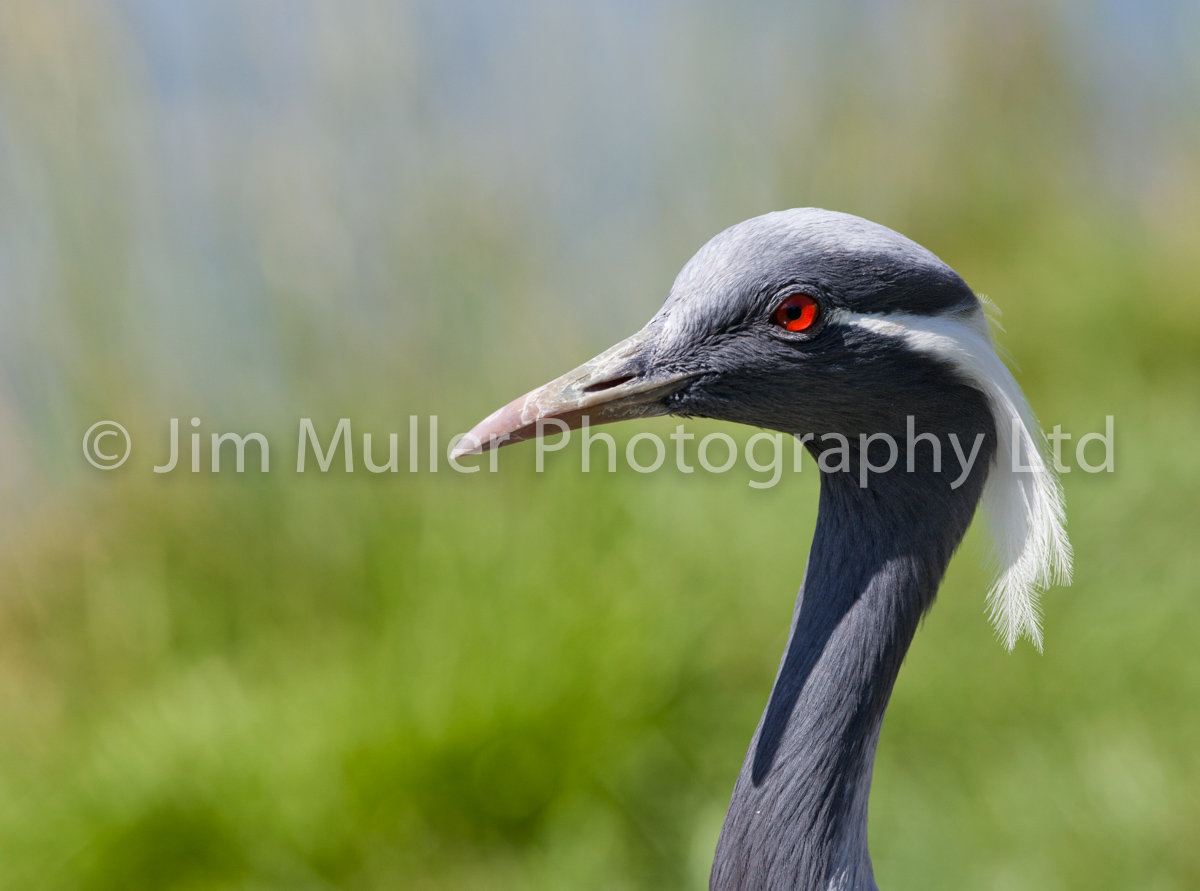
785, 305, 802, 320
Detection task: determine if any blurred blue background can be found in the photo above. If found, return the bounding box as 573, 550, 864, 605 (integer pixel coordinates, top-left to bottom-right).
0, 2, 1198, 888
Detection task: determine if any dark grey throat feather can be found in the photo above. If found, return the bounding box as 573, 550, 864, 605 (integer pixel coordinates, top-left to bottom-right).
711, 384, 995, 891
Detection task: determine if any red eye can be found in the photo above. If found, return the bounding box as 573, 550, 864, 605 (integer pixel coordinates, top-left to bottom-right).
773, 293, 819, 332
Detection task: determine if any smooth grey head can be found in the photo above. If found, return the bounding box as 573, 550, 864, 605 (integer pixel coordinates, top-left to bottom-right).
457, 207, 1070, 651
459, 207, 981, 455
644, 208, 983, 440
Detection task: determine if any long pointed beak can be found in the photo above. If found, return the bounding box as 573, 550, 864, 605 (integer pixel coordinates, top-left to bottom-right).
452, 326, 694, 458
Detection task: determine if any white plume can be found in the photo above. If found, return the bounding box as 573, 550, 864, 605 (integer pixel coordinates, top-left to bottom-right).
844, 305, 1072, 650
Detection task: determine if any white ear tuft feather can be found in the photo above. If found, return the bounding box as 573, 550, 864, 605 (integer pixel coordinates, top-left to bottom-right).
844, 306, 1072, 651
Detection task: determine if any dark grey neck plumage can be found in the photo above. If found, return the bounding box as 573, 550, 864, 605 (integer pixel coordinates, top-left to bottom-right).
711, 423, 992, 891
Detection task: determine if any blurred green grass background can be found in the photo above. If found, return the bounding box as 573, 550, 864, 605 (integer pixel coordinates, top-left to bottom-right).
1, 1, 1199, 889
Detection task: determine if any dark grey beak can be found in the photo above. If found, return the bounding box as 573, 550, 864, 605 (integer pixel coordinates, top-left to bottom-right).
451, 326, 694, 458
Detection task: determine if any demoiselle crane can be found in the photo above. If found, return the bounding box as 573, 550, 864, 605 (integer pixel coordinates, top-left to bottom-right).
453, 209, 1072, 891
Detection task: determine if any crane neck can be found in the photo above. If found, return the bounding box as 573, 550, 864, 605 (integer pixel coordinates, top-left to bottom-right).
710, 432, 992, 891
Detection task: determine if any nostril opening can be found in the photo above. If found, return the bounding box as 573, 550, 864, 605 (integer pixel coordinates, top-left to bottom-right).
583, 374, 637, 394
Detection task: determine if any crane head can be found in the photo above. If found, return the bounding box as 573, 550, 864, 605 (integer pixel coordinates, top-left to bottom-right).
453, 208, 1070, 649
